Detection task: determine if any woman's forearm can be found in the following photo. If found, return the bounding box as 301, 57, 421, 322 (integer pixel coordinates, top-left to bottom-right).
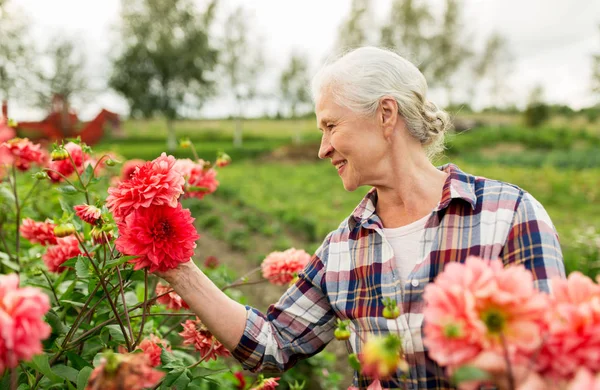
160, 260, 248, 351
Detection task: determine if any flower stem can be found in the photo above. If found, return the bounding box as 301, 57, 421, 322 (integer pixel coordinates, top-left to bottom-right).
67, 151, 90, 204
116, 265, 135, 350
499, 332, 516, 390
40, 270, 61, 308
10, 165, 21, 268
75, 234, 131, 350
133, 269, 149, 349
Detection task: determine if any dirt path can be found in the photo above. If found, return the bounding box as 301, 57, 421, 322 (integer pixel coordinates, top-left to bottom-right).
191, 197, 353, 389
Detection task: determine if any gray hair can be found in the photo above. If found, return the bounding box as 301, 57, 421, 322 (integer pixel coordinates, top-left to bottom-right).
311, 46, 451, 160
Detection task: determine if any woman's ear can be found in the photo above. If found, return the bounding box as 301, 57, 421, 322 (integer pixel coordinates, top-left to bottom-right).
379, 97, 398, 139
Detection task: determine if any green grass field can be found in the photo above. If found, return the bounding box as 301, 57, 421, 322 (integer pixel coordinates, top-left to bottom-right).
98, 117, 600, 277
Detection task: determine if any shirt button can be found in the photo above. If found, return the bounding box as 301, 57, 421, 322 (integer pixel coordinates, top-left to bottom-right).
411, 279, 419, 287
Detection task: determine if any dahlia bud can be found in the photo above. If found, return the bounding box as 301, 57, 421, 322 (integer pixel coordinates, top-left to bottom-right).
34, 171, 49, 180
360, 334, 406, 379
54, 223, 76, 238
382, 298, 401, 319
91, 226, 112, 244
74, 204, 102, 225
203, 256, 219, 269
51, 147, 69, 161
179, 138, 191, 148
334, 319, 351, 341
216, 152, 231, 168
105, 158, 116, 167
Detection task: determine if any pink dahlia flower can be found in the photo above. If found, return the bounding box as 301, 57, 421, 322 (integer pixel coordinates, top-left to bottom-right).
106, 153, 184, 221
138, 334, 169, 367
115, 203, 199, 273
0, 274, 51, 372
179, 318, 231, 361
423, 256, 548, 368
536, 272, 600, 380
20, 218, 57, 246
155, 282, 189, 310
567, 368, 600, 390
86, 351, 164, 390
120, 158, 145, 181
250, 377, 280, 390
0, 117, 16, 143
48, 142, 89, 182
42, 236, 82, 273
0, 138, 45, 171
173, 158, 201, 179
185, 166, 219, 200
261, 248, 311, 286
74, 204, 102, 225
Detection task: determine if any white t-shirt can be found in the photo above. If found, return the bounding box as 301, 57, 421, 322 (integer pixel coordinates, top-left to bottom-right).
382, 214, 431, 283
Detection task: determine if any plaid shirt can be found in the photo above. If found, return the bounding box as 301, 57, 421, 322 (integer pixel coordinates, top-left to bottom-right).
232, 163, 565, 389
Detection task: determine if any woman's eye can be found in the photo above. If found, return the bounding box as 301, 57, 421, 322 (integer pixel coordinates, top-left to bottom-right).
327, 124, 335, 130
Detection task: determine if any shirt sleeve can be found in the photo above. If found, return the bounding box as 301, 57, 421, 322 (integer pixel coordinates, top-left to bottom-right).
231, 238, 337, 372
500, 191, 566, 292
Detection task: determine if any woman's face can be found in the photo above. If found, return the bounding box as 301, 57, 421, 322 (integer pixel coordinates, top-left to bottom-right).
315, 91, 390, 192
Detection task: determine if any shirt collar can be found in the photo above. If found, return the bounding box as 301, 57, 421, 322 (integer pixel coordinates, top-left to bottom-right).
349, 163, 477, 230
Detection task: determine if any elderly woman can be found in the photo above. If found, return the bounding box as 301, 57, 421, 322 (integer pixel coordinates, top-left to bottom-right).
161, 47, 565, 389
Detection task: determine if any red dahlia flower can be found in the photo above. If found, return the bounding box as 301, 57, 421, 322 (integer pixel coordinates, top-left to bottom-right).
74, 204, 102, 225
48, 142, 89, 182
0, 138, 45, 171
0, 274, 51, 372
20, 218, 57, 246
106, 153, 184, 221
179, 318, 231, 361
155, 282, 189, 310
261, 248, 311, 286
115, 203, 199, 273
42, 236, 82, 273
138, 334, 169, 367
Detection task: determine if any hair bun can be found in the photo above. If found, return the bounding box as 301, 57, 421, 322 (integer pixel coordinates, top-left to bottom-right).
422, 100, 451, 137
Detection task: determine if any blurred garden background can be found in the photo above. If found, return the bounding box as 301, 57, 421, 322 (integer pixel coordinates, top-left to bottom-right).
1, 0, 600, 388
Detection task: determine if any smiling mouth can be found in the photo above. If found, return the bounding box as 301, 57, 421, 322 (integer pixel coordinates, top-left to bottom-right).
336, 160, 347, 173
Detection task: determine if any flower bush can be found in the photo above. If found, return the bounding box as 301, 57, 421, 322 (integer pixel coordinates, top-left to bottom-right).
0, 129, 296, 389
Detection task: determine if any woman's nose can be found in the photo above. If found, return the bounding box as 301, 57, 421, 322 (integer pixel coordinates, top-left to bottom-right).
318, 134, 334, 159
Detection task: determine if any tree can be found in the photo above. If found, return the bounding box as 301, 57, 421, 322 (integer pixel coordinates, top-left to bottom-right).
280, 53, 311, 143
593, 25, 600, 101
0, 0, 34, 110
524, 84, 549, 127
472, 32, 513, 108
109, 0, 218, 151
380, 0, 433, 72
429, 0, 472, 106
219, 6, 264, 148
280, 53, 310, 118
335, 0, 372, 51
34, 39, 91, 111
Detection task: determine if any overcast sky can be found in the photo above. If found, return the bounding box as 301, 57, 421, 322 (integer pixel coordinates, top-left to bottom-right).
7, 0, 600, 120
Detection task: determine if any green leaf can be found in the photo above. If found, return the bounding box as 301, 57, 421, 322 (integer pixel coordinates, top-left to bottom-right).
75, 257, 90, 279
0, 256, 20, 271
104, 324, 126, 343
52, 364, 79, 383
80, 163, 95, 185
66, 352, 92, 371
57, 185, 79, 195
161, 349, 186, 370
58, 198, 73, 215
162, 369, 190, 389
451, 365, 491, 385
348, 353, 361, 372
104, 255, 137, 269
61, 257, 79, 268
60, 300, 85, 308
77, 367, 93, 390
45, 309, 66, 335
30, 354, 62, 383
0, 185, 15, 203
